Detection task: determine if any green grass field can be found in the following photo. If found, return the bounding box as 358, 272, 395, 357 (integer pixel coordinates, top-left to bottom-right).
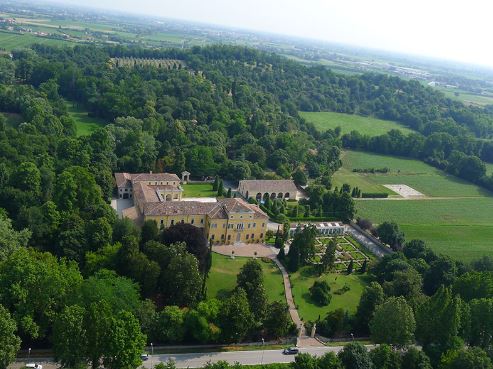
334, 150, 493, 261
182, 183, 216, 198
206, 253, 285, 303
300, 111, 414, 136
65, 103, 106, 136
434, 86, 493, 107
333, 150, 491, 197
0, 30, 73, 50
290, 266, 368, 322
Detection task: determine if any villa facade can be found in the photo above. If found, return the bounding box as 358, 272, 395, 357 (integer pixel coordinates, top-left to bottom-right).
116, 172, 268, 244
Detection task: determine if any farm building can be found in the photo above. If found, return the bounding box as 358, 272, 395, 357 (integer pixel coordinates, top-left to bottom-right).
289, 222, 346, 237
238, 179, 301, 201
115, 172, 182, 200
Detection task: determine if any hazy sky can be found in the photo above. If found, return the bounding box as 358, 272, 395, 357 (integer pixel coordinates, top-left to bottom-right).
55, 0, 493, 67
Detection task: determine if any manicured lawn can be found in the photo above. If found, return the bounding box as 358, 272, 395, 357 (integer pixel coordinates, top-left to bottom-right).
182, 183, 216, 198
333, 150, 491, 197
206, 253, 285, 303
66, 102, 106, 136
300, 111, 414, 136
290, 266, 368, 322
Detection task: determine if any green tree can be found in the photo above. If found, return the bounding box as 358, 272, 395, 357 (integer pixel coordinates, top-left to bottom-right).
141, 220, 159, 243
0, 213, 30, 261
401, 347, 432, 369
377, 222, 405, 251
263, 301, 292, 339
370, 296, 415, 347
322, 239, 337, 272
440, 347, 493, 369
218, 288, 254, 342
236, 260, 267, 321
53, 305, 87, 369
347, 260, 354, 274
370, 344, 401, 369
309, 280, 332, 306
11, 161, 41, 195
338, 342, 373, 369
104, 310, 146, 369
354, 282, 385, 334
0, 304, 21, 369
292, 168, 307, 186
217, 180, 224, 197
152, 306, 185, 344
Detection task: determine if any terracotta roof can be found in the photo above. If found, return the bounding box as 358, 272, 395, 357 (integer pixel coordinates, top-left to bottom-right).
115, 172, 132, 188
239, 180, 298, 194
143, 197, 268, 220
115, 172, 180, 187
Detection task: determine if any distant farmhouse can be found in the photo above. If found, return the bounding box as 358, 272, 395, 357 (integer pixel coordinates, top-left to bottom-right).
238, 179, 301, 202
115, 172, 268, 244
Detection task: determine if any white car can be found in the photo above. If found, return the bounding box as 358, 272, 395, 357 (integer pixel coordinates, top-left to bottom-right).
26, 364, 43, 369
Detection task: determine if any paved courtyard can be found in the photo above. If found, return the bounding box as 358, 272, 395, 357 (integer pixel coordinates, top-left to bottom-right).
212, 243, 278, 258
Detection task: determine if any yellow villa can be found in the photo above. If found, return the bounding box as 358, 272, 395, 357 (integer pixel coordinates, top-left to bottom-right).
116, 172, 268, 244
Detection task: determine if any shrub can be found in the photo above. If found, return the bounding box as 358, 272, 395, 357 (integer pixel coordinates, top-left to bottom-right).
309, 280, 331, 306
361, 193, 389, 198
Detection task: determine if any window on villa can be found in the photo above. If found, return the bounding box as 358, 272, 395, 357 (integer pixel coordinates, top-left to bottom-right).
246, 234, 249, 240
262, 223, 265, 227
201, 219, 204, 224
191, 219, 194, 224
221, 234, 225, 240
211, 235, 215, 240
181, 220, 184, 224
260, 233, 264, 238
228, 235, 231, 240
160, 219, 164, 224
171, 220, 174, 225
248, 223, 251, 229
222, 224, 225, 228
253, 223, 256, 228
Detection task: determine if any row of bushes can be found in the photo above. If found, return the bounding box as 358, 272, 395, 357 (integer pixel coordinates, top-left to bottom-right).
352, 167, 390, 173
361, 193, 389, 198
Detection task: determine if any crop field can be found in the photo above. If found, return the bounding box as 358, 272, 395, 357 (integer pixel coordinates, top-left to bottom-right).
206, 253, 285, 302
333, 150, 491, 197
300, 111, 414, 136
0, 31, 73, 50
66, 103, 106, 136
434, 86, 493, 107
290, 266, 369, 322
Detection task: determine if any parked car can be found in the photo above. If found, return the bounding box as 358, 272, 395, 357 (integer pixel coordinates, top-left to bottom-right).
141, 354, 149, 361
282, 347, 299, 355
25, 364, 43, 369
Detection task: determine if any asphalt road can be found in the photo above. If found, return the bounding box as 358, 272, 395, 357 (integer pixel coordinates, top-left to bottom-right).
142, 346, 371, 368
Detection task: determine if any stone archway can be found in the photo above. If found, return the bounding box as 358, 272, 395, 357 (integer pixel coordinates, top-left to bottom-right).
181, 171, 190, 184
165, 194, 172, 201
270, 192, 276, 199
278, 192, 283, 198
256, 192, 262, 201
284, 192, 290, 199
263, 193, 270, 201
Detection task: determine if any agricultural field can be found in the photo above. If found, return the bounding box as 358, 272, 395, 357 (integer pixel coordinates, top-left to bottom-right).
300, 111, 414, 136
290, 266, 369, 322
434, 85, 493, 107
0, 30, 73, 50
66, 102, 106, 136
182, 183, 216, 198
206, 253, 285, 302
333, 150, 491, 197
341, 149, 493, 261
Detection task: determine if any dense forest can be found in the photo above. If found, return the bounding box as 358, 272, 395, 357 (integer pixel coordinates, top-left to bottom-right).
1, 43, 493, 369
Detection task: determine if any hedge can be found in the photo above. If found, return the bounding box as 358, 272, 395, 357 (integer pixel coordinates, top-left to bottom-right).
361, 193, 389, 198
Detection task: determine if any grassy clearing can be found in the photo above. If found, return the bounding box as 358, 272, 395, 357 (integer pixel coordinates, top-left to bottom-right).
333, 150, 491, 197
206, 253, 285, 303
300, 111, 414, 136
65, 102, 106, 136
182, 183, 216, 198
434, 86, 493, 107
290, 266, 368, 322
